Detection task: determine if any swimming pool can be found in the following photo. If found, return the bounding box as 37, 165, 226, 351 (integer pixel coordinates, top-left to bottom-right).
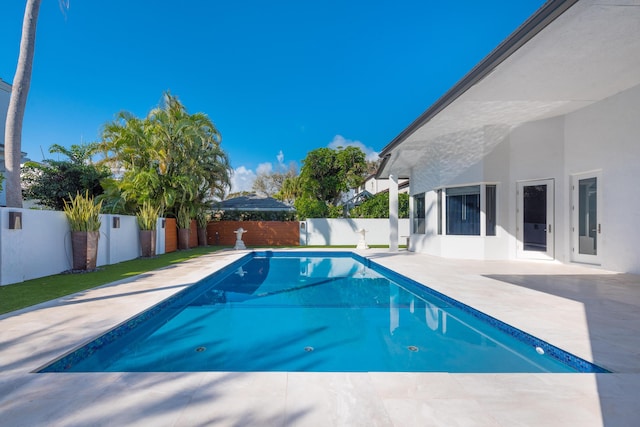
40, 251, 607, 373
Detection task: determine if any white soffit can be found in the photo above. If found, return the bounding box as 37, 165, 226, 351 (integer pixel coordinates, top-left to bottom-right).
385, 0, 640, 176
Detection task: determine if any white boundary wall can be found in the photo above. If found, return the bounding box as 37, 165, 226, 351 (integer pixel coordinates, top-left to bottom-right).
0, 209, 406, 286
0, 208, 165, 286
300, 218, 410, 246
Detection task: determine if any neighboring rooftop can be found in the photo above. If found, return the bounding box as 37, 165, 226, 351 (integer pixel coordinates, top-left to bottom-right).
214, 194, 295, 212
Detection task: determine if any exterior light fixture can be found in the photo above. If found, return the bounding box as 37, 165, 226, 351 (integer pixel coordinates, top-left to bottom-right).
8, 212, 22, 230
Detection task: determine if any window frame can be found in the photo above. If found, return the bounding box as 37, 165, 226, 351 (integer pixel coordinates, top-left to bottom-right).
436, 183, 498, 237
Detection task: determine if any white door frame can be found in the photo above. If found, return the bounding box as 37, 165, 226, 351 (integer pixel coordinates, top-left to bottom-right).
517, 179, 555, 260
571, 171, 602, 265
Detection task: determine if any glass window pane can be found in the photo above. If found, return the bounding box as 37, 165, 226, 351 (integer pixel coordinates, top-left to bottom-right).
578, 177, 597, 255
437, 189, 442, 235
446, 186, 480, 236
523, 185, 547, 251
486, 185, 496, 236
413, 193, 425, 234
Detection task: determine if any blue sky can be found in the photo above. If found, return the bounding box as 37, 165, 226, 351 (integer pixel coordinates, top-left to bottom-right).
1, 1, 544, 193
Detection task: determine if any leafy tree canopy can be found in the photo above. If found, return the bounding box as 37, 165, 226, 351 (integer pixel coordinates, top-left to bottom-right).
97, 92, 232, 217
298, 146, 367, 206
273, 175, 302, 206
22, 143, 111, 210
350, 192, 410, 218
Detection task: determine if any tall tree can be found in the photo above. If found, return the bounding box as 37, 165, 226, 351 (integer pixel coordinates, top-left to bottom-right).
98, 92, 232, 215
298, 146, 367, 206
4, 0, 68, 207
294, 146, 367, 219
4, 0, 41, 208
252, 162, 297, 197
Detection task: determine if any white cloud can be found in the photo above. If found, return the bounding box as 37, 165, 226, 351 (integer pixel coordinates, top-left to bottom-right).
229, 150, 291, 195
328, 135, 379, 162
229, 166, 256, 193
256, 162, 273, 175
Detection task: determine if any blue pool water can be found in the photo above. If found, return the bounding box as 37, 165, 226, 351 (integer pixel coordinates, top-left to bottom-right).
40, 251, 607, 373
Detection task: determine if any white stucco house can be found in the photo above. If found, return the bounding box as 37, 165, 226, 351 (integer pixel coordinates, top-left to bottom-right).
377, 0, 640, 273
357, 174, 409, 197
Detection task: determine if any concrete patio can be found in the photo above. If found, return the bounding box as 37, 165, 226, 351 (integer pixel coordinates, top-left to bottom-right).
1, 249, 638, 426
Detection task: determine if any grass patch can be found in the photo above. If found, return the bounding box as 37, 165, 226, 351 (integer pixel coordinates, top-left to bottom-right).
0, 246, 226, 316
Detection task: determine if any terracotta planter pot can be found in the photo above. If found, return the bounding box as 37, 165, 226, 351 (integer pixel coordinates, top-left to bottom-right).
178, 228, 191, 250
139, 230, 156, 257
197, 228, 208, 246
71, 231, 100, 271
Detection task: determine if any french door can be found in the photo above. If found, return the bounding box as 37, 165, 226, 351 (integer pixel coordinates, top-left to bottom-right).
517, 179, 555, 260
571, 172, 602, 264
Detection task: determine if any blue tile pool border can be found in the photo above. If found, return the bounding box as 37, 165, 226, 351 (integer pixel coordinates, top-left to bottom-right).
37, 250, 610, 374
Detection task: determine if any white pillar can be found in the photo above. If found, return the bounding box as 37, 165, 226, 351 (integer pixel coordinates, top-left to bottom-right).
389, 174, 399, 251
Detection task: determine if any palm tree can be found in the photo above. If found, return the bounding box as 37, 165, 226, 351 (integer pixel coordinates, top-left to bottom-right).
4, 0, 41, 208
4, 0, 68, 208
98, 92, 232, 215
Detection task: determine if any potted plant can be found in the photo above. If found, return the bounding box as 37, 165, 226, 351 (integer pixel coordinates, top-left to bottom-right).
63, 191, 103, 271
177, 204, 192, 250
137, 201, 160, 257
196, 210, 209, 246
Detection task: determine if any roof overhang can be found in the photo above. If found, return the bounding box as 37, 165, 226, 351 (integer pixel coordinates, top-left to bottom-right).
377, 0, 640, 179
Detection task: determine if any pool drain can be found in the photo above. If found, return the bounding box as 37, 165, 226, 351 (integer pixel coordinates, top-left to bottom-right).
535, 346, 545, 355
195, 346, 206, 353
407, 346, 419, 352
304, 346, 314, 352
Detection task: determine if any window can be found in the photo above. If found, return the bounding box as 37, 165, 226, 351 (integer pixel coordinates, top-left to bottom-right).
437, 189, 442, 235
486, 185, 496, 236
446, 185, 480, 235
413, 193, 425, 234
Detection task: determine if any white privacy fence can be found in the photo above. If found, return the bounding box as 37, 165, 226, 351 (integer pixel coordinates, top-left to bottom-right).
300, 218, 410, 246
0, 208, 165, 286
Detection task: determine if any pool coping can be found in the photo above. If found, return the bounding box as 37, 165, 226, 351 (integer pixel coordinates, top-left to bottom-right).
1, 248, 638, 426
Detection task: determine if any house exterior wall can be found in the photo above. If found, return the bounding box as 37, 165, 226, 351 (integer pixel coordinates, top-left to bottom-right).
564, 83, 640, 273
409, 83, 640, 273
508, 116, 568, 262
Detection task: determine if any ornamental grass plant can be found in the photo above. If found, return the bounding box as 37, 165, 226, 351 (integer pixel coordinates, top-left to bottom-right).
137, 201, 161, 230
63, 191, 103, 232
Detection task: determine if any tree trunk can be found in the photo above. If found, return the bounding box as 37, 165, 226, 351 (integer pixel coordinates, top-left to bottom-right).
4, 0, 41, 208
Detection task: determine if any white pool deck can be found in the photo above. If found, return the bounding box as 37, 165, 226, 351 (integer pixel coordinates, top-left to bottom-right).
1, 248, 639, 426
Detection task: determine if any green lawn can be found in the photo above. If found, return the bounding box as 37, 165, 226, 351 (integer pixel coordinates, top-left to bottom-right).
0, 246, 226, 316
